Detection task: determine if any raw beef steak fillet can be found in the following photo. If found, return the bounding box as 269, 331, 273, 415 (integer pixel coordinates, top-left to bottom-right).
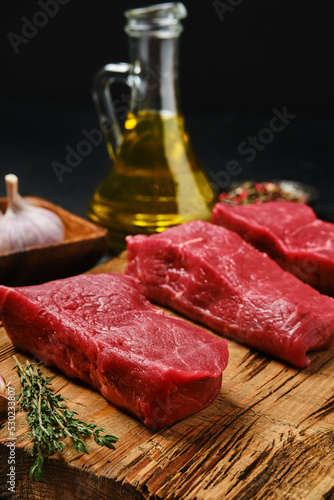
126, 220, 334, 368
0, 273, 229, 429
211, 201, 334, 296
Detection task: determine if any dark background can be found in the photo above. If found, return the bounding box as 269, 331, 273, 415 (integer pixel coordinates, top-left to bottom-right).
1, 0, 334, 227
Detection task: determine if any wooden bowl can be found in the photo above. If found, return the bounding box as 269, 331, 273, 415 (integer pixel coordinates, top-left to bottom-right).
0, 196, 109, 286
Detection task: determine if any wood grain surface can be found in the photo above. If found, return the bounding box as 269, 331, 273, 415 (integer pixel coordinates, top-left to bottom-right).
1, 252, 334, 500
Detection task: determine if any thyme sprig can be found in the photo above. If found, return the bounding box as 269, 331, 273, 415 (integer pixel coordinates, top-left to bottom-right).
13, 356, 118, 481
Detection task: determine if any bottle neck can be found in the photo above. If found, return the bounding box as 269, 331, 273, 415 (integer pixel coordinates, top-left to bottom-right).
129, 36, 180, 115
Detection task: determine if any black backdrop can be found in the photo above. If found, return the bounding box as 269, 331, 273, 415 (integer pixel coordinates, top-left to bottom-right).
2, 0, 334, 112
1, 0, 334, 226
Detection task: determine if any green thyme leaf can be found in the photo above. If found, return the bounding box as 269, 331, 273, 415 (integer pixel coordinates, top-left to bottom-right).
13, 356, 119, 481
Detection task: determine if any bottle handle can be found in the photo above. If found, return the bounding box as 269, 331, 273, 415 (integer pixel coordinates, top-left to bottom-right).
92, 63, 130, 160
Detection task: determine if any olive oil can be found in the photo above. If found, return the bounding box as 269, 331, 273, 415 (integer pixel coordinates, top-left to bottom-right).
88, 110, 216, 253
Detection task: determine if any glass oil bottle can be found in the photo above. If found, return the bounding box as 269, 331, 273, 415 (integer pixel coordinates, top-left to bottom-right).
88, 3, 217, 253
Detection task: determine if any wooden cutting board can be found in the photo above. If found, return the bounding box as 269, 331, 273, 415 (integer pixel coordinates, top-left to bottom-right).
1, 251, 334, 500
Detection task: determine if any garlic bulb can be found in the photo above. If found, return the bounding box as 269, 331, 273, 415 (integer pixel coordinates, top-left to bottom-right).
0, 373, 8, 414
0, 174, 65, 253
0, 373, 6, 396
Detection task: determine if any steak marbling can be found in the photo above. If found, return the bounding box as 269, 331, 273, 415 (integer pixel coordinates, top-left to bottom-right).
211, 201, 334, 296
126, 220, 334, 368
0, 273, 229, 429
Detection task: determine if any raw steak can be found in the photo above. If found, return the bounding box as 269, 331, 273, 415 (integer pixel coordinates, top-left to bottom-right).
0, 273, 229, 429
211, 201, 334, 296
126, 220, 334, 368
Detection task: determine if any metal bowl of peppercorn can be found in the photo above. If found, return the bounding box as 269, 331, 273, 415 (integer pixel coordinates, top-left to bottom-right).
218, 180, 318, 205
